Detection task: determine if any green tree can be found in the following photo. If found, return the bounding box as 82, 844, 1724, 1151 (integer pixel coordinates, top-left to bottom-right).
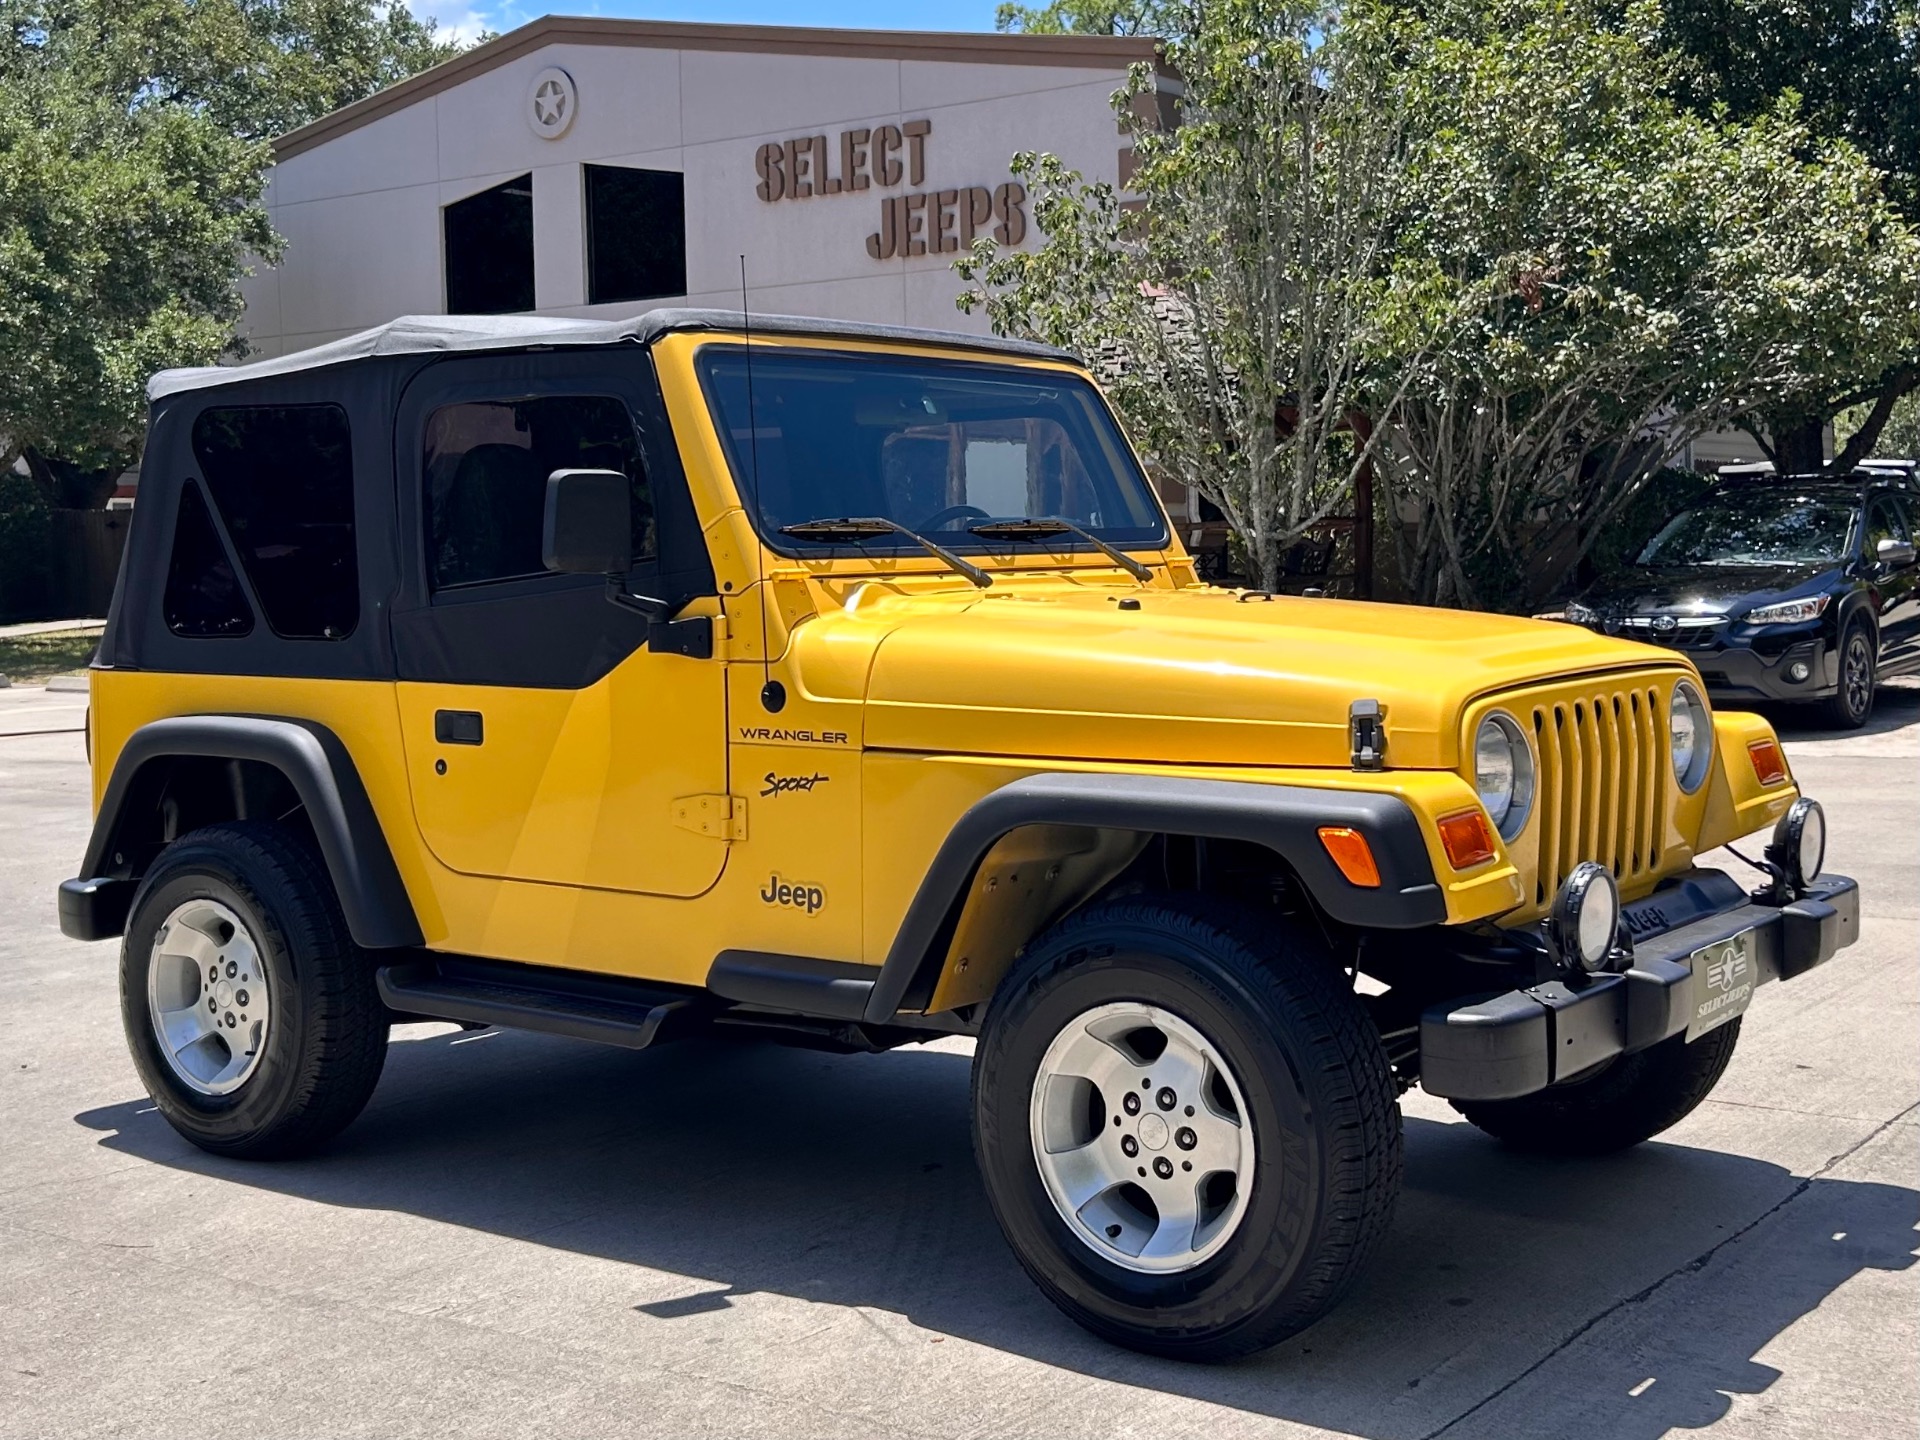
1652, 0, 1920, 470
1377, 0, 1920, 608
0, 1, 466, 493
962, 1, 1418, 593
1839, 389, 1920, 461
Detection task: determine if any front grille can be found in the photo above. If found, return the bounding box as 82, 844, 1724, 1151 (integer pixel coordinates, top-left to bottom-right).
1526, 682, 1668, 906
1605, 616, 1724, 650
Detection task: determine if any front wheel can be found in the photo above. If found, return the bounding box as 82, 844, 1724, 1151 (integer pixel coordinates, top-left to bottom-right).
1451, 1020, 1741, 1154
971, 897, 1403, 1362
120, 821, 388, 1158
1818, 621, 1876, 729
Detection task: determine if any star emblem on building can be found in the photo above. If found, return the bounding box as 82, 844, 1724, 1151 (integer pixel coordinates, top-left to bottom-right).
533, 78, 569, 128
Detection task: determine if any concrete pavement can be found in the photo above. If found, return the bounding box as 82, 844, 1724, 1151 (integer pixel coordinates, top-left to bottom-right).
1, 685, 1914, 1439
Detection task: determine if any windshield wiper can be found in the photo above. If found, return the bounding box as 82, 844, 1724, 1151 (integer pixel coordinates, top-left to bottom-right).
778, 517, 992, 588
968, 518, 1154, 583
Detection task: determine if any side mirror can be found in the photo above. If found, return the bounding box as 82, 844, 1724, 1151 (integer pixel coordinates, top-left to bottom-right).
543, 469, 631, 575
1876, 536, 1917, 569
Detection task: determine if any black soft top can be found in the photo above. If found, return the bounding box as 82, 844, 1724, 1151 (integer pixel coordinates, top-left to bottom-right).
149, 308, 1079, 399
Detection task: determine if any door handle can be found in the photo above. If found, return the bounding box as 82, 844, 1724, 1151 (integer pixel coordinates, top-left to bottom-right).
434, 710, 484, 745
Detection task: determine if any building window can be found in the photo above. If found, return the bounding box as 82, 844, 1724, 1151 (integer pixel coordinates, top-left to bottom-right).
191, 404, 359, 639
444, 175, 534, 314
424, 395, 655, 590
585, 164, 686, 305
162, 481, 254, 638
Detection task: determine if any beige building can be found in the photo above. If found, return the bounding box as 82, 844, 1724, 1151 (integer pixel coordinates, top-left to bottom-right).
239, 16, 1167, 358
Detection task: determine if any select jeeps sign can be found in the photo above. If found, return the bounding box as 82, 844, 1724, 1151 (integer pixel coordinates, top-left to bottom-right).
753, 119, 1027, 260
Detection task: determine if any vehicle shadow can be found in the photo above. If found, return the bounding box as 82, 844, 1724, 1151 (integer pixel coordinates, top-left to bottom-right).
1760, 675, 1920, 743
75, 1027, 1917, 1439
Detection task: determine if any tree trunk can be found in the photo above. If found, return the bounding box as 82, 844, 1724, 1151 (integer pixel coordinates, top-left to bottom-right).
1770, 419, 1826, 476
21, 447, 122, 510
1831, 365, 1920, 474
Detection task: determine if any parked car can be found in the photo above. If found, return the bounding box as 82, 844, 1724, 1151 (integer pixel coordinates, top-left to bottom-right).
1566, 473, 1920, 727
60, 311, 1857, 1361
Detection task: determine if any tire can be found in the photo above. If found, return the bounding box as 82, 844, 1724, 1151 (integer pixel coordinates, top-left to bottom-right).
971, 896, 1402, 1362
120, 821, 388, 1158
1819, 621, 1876, 729
1452, 1019, 1741, 1155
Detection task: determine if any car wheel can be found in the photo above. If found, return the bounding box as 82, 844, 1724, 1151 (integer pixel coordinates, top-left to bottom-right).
1451, 1020, 1741, 1154
120, 821, 388, 1158
971, 896, 1402, 1362
1819, 621, 1876, 729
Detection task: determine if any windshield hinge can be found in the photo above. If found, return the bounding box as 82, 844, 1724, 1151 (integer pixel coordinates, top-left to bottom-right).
673, 794, 747, 841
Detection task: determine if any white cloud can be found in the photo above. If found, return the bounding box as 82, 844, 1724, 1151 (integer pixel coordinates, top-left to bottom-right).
400, 0, 529, 47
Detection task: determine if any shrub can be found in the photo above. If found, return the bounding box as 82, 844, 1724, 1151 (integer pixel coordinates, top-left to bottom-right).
0, 474, 54, 622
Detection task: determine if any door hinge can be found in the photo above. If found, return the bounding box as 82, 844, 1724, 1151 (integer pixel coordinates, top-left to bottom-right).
673, 794, 747, 841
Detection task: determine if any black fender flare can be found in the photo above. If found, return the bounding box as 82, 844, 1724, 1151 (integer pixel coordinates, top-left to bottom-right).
61, 715, 423, 949
862, 772, 1446, 1023
1834, 590, 1880, 650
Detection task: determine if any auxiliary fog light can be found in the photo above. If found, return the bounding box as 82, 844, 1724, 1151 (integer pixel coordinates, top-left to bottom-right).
1767, 797, 1826, 893
1550, 861, 1621, 975
1785, 661, 1811, 683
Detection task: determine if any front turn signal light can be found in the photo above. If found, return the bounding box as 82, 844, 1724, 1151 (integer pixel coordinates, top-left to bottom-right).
1437, 809, 1498, 871
1748, 738, 1790, 786
1317, 827, 1381, 887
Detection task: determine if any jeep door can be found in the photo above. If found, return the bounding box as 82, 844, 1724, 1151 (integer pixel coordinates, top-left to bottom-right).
390, 351, 728, 897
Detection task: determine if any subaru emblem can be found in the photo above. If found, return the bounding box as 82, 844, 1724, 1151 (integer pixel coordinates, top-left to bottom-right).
1653, 614, 1679, 637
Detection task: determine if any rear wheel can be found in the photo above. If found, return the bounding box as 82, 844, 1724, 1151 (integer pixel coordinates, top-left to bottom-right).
1819, 621, 1875, 729
1451, 1020, 1741, 1155
971, 897, 1402, 1362
120, 822, 388, 1158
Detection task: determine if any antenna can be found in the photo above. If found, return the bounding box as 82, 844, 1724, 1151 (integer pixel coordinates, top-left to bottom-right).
741, 255, 782, 713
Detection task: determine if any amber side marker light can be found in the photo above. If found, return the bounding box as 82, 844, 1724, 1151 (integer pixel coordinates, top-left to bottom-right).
1317, 827, 1382, 887
1748, 738, 1790, 787
1437, 809, 1498, 871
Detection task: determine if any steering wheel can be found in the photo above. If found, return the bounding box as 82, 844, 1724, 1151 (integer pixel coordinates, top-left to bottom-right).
915, 504, 991, 532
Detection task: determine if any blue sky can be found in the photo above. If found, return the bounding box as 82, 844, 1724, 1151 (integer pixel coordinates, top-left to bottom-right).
413, 2, 1009, 45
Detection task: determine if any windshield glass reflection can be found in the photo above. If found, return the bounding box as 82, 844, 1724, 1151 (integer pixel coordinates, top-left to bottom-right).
698, 348, 1167, 552
1638, 494, 1854, 567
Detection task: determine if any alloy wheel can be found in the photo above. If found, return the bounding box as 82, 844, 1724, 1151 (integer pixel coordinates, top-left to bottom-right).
146, 898, 272, 1096
1029, 1001, 1256, 1274
1843, 632, 1874, 720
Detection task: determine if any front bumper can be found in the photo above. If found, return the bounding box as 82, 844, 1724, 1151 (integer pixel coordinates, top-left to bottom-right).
1694, 636, 1836, 704
1420, 869, 1859, 1101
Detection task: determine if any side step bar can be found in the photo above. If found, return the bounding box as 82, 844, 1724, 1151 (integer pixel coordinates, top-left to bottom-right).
377, 956, 704, 1050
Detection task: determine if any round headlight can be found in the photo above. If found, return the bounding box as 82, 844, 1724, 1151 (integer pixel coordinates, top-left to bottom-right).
1550, 861, 1621, 974
1473, 712, 1534, 840
1669, 681, 1711, 793
1768, 797, 1826, 891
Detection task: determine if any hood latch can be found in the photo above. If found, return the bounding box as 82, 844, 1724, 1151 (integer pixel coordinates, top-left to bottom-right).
1350, 699, 1388, 771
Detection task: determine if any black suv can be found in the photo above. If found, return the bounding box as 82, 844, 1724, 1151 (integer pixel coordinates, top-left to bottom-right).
1566, 473, 1920, 727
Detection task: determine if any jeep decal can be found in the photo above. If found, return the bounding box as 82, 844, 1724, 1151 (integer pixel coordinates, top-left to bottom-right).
760, 875, 826, 913
737, 726, 851, 745
761, 771, 829, 798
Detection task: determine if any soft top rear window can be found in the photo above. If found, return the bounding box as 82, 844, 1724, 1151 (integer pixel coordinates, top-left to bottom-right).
696, 347, 1166, 553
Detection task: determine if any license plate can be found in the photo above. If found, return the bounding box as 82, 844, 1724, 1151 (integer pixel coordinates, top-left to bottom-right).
1687, 929, 1757, 1041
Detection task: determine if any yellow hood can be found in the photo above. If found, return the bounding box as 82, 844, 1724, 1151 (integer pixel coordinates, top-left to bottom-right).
791, 580, 1687, 769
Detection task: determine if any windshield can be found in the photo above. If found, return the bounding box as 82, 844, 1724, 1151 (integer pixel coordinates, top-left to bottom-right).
697, 347, 1167, 554
1637, 493, 1855, 567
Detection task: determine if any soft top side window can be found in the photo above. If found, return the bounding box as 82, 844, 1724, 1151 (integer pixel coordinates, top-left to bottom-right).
191, 403, 358, 640
423, 395, 656, 590
162, 480, 255, 638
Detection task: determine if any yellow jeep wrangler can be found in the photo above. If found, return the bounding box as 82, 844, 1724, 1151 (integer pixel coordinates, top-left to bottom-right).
60, 311, 1859, 1361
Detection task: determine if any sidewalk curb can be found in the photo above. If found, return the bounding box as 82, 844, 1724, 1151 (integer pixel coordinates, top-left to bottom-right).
0, 618, 107, 640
